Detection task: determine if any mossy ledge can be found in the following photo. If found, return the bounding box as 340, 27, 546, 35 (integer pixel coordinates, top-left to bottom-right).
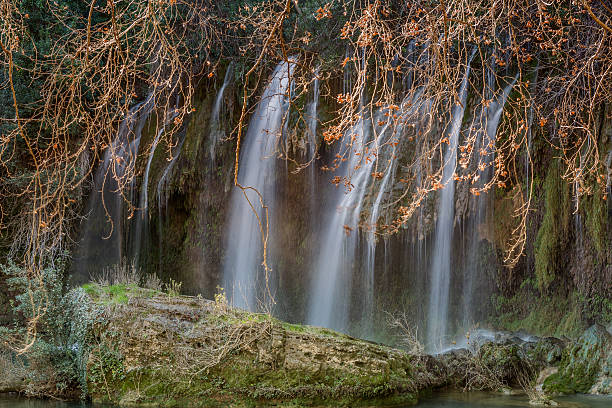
84, 284, 446, 407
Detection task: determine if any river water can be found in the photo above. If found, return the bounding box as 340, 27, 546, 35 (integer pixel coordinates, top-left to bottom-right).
415, 392, 612, 408
1, 392, 611, 407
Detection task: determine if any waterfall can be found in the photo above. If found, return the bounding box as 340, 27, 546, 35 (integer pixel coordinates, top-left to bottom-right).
72, 94, 154, 281
223, 58, 296, 310
427, 51, 475, 351
363, 90, 426, 335
461, 73, 517, 327
282, 78, 295, 172
210, 64, 233, 162
130, 100, 182, 266
525, 64, 539, 196
306, 70, 320, 215
402, 41, 416, 91
130, 126, 164, 264
364, 116, 394, 335
574, 146, 588, 249
343, 46, 355, 97
306, 70, 320, 161
142, 128, 165, 213
308, 114, 369, 331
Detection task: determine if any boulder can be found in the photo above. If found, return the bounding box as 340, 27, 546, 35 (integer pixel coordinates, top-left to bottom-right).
542, 324, 612, 395
84, 285, 447, 407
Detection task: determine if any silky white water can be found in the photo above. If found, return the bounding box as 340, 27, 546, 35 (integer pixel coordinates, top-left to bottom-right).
461, 72, 518, 327
364, 113, 395, 334
72, 93, 154, 279
363, 89, 426, 335
307, 112, 379, 331
223, 58, 296, 310
427, 51, 475, 351
210, 64, 233, 163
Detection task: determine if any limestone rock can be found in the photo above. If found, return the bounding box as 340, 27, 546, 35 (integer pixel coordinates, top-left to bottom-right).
84, 286, 444, 407
542, 324, 612, 395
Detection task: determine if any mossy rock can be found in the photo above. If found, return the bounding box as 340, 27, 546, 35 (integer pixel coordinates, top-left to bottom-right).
524, 337, 566, 367
542, 324, 612, 395
477, 341, 526, 385
84, 286, 445, 406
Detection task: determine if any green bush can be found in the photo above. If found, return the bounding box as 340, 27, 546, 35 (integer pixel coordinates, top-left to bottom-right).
1, 257, 99, 398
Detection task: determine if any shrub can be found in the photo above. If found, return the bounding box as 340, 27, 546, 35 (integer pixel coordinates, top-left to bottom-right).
0, 257, 99, 398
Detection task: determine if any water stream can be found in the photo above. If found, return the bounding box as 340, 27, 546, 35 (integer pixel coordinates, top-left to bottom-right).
156, 130, 187, 271
427, 49, 475, 350
223, 58, 296, 310
307, 112, 378, 331
210, 64, 233, 163
461, 73, 518, 328
2, 392, 610, 408
71, 94, 154, 281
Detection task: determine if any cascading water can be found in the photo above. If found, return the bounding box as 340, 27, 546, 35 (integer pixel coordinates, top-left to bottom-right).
427, 50, 475, 351
307, 112, 380, 331
130, 126, 164, 264
306, 70, 320, 161
141, 127, 166, 214
364, 115, 394, 334
223, 58, 296, 310
574, 147, 588, 248
461, 73, 517, 327
363, 90, 426, 335
210, 64, 233, 163
130, 100, 182, 266
306, 69, 320, 219
343, 47, 352, 96
525, 64, 539, 196
72, 94, 154, 281
281, 79, 295, 173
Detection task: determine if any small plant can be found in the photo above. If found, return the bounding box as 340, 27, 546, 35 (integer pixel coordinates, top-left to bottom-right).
385, 311, 424, 355
165, 279, 182, 297
91, 260, 140, 287
143, 273, 163, 291
516, 364, 558, 406
1, 258, 99, 399
213, 286, 228, 313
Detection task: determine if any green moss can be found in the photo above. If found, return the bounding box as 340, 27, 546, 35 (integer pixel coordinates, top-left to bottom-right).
543, 350, 599, 394
542, 325, 608, 395
534, 159, 571, 291
89, 342, 416, 407
85, 287, 421, 407
82, 283, 159, 305
281, 322, 308, 333
208, 352, 416, 406
82, 283, 99, 297
490, 292, 584, 339
584, 187, 608, 258
542, 372, 575, 394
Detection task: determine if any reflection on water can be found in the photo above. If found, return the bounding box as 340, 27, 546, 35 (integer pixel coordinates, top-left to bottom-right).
1, 392, 611, 407
414, 392, 612, 408
0, 396, 112, 408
